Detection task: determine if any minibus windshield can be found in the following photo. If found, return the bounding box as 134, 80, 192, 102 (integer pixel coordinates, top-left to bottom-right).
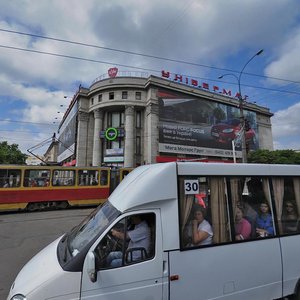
68, 201, 120, 256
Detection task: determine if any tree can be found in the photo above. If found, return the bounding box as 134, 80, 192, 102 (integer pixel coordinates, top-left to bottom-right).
248, 149, 300, 164
0, 141, 27, 164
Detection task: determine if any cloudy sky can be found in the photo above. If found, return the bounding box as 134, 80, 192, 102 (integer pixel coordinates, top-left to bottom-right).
1, 0, 300, 155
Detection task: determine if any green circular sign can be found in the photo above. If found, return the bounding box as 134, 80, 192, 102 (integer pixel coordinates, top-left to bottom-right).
105, 127, 118, 141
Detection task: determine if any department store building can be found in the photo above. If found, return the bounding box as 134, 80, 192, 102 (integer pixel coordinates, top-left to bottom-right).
56, 69, 273, 167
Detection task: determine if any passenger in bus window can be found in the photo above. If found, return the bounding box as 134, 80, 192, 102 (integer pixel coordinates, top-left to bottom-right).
255, 202, 274, 237
92, 178, 98, 185
190, 205, 213, 246
235, 207, 252, 240
100, 171, 108, 185
30, 179, 37, 187
240, 196, 258, 223
3, 179, 9, 188
282, 200, 299, 234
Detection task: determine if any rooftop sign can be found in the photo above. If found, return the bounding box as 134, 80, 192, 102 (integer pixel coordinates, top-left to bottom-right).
161, 70, 244, 99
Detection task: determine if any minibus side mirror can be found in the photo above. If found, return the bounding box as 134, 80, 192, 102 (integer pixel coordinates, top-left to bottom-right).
86, 252, 97, 283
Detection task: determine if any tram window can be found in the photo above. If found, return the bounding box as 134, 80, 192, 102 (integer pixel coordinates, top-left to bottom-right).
53, 170, 75, 186
24, 169, 50, 187
100, 170, 108, 186
78, 170, 99, 186
0, 169, 21, 188
179, 176, 231, 249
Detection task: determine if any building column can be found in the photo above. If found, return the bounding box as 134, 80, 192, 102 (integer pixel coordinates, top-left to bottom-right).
145, 102, 159, 164
124, 106, 135, 167
76, 111, 89, 166
92, 109, 103, 166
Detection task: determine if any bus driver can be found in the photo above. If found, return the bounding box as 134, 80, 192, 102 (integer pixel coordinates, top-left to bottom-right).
106, 215, 151, 268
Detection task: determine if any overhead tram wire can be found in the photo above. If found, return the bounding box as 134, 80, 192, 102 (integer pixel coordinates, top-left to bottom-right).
1, 28, 300, 85
0, 118, 58, 126
250, 81, 300, 101
1, 43, 300, 98
0, 44, 159, 74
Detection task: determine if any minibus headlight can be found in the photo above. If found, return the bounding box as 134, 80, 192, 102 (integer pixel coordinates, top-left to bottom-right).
10, 294, 26, 300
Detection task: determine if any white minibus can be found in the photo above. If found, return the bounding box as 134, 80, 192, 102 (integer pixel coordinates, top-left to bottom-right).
7, 162, 300, 300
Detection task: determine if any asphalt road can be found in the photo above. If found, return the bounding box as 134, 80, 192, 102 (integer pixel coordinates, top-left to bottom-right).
0, 208, 94, 300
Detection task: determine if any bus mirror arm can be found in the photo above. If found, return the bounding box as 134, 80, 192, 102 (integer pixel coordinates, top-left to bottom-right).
86, 252, 97, 283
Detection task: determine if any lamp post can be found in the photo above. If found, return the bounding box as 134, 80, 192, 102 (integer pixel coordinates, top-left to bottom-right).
218, 49, 263, 163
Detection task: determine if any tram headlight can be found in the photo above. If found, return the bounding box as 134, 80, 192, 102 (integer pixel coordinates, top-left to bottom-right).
10, 294, 26, 300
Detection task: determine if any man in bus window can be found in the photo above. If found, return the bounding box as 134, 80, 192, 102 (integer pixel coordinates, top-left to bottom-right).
106, 215, 151, 268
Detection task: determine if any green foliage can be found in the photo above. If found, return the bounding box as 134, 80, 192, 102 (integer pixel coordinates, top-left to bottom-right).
0, 141, 27, 164
248, 149, 300, 164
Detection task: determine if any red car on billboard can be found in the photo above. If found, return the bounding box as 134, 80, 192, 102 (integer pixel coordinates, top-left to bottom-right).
211, 118, 256, 146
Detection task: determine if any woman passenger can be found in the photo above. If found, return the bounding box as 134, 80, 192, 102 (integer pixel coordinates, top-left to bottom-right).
191, 206, 213, 246
235, 206, 252, 240
282, 200, 299, 234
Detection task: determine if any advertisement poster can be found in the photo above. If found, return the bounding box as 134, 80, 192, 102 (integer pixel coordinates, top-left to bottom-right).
57, 102, 78, 162
158, 90, 259, 158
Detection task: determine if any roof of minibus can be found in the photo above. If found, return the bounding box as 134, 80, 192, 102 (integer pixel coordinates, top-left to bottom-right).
108, 162, 177, 213
177, 162, 300, 176
108, 162, 300, 212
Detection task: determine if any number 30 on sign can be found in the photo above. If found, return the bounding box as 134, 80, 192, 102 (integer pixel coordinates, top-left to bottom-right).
184, 180, 199, 194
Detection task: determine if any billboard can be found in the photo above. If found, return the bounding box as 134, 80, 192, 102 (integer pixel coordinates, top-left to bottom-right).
57, 102, 78, 162
158, 90, 259, 158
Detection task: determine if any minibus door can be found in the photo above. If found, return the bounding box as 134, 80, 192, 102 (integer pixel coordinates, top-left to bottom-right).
80, 210, 165, 300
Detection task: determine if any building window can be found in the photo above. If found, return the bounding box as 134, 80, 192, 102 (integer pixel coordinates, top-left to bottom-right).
136, 111, 141, 128
91, 98, 94, 105
121, 112, 125, 126
98, 94, 102, 102
122, 91, 128, 99
107, 111, 124, 127
136, 136, 141, 155
109, 92, 114, 100
135, 92, 141, 100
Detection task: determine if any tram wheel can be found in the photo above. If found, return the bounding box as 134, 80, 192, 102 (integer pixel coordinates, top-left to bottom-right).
57, 201, 69, 209
26, 202, 38, 212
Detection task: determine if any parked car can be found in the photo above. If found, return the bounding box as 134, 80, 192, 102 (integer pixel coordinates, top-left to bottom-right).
211, 118, 256, 146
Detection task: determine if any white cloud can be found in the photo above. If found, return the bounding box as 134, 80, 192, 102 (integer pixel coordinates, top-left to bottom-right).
271, 101, 300, 150
265, 27, 300, 82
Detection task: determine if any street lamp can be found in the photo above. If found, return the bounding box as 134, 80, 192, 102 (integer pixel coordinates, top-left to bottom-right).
218, 49, 264, 163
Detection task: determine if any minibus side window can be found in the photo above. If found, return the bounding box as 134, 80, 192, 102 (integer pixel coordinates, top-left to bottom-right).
271, 176, 300, 235
94, 213, 155, 270
230, 176, 275, 240
179, 176, 231, 249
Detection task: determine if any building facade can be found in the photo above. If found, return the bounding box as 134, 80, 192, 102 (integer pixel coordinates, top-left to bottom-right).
56, 70, 273, 167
